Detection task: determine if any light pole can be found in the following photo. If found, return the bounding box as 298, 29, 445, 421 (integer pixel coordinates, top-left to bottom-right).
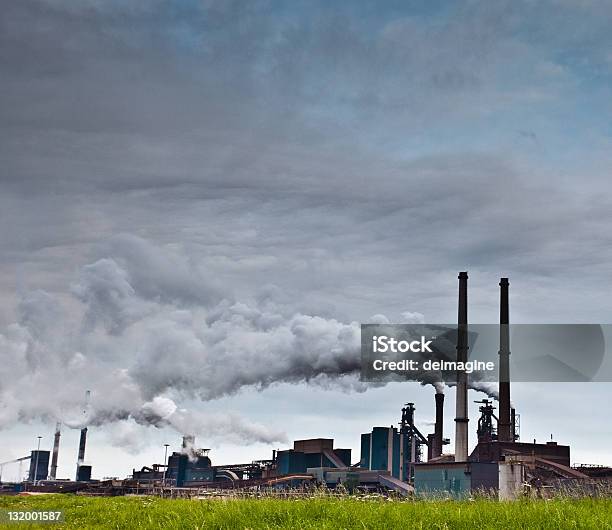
162, 444, 170, 487
33, 436, 42, 486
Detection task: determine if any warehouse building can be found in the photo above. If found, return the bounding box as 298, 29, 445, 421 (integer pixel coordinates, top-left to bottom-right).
276, 439, 351, 474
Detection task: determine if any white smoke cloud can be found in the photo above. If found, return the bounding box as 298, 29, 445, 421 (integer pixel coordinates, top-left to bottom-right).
105, 420, 152, 455
0, 235, 503, 448
0, 236, 365, 445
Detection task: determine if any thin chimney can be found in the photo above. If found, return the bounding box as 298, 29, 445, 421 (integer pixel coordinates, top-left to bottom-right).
497, 278, 512, 442
49, 422, 61, 480
433, 393, 444, 458
75, 427, 87, 481
454, 272, 469, 461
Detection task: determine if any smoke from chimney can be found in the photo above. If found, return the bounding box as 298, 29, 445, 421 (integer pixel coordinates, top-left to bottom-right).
0, 237, 503, 452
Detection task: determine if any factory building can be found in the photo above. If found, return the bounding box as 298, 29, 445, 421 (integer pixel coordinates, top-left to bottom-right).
360, 400, 445, 483
413, 461, 524, 499
276, 439, 351, 475
132, 436, 276, 487
132, 436, 217, 486
6, 273, 609, 498
360, 427, 401, 478
408, 273, 587, 499
470, 440, 570, 468
28, 450, 50, 482
76, 465, 92, 482
166, 450, 215, 486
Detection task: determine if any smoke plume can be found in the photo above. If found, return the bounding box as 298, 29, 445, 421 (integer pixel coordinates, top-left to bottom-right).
0, 235, 364, 444
0, 234, 497, 445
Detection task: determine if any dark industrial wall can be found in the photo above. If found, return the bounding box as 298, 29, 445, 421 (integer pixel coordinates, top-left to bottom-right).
360, 427, 403, 479
360, 433, 371, 468
293, 439, 334, 454
76, 465, 92, 482
470, 462, 499, 492
470, 441, 570, 467
276, 450, 306, 475
28, 450, 50, 482
333, 448, 352, 467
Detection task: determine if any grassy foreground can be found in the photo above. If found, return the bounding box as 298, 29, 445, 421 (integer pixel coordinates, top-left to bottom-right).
1, 494, 611, 529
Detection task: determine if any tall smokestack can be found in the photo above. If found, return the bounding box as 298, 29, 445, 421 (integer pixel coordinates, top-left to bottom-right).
433, 393, 444, 458
498, 278, 512, 442
454, 271, 469, 462
75, 427, 87, 480
49, 422, 61, 480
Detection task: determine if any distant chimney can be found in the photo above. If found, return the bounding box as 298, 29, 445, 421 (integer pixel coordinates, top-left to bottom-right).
432, 393, 444, 458
454, 272, 469, 461
49, 422, 61, 480
497, 278, 512, 442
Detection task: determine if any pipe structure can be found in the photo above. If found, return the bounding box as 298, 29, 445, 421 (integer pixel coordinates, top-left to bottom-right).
454, 271, 469, 462
432, 393, 444, 458
50, 422, 61, 480
497, 278, 512, 442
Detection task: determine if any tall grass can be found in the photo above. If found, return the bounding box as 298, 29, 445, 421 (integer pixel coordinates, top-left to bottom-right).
1, 494, 611, 529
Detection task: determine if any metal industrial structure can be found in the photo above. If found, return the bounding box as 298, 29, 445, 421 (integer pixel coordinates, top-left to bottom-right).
1, 273, 610, 498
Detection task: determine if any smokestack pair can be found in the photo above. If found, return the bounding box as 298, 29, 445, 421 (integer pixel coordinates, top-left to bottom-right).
453, 273, 512, 461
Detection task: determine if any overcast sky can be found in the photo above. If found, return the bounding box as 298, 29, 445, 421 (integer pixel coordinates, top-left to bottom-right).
1, 0, 612, 480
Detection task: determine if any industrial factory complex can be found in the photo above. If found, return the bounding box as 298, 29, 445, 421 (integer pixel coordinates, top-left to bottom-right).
2, 273, 611, 499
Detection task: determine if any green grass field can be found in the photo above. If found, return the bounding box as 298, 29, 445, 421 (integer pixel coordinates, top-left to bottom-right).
1, 494, 611, 529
